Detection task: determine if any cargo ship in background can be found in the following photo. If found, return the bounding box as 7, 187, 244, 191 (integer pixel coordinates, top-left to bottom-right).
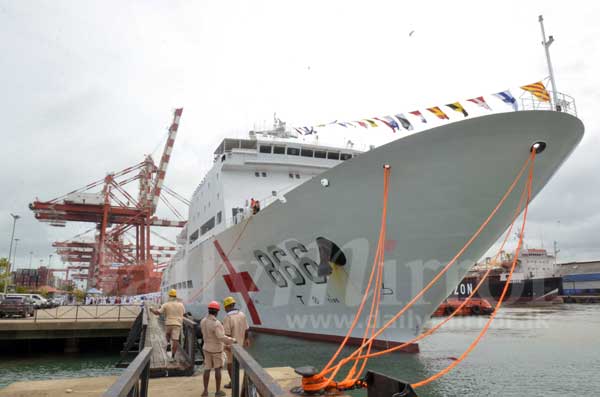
454, 247, 563, 304
161, 106, 584, 349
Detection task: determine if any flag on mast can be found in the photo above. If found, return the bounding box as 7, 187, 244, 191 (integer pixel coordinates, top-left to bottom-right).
374, 117, 399, 132
520, 81, 551, 102
467, 96, 492, 111
446, 102, 468, 117
427, 106, 450, 120
409, 110, 427, 123
493, 90, 518, 111
395, 114, 414, 130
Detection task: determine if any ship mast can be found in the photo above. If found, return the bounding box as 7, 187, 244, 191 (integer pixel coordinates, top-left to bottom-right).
538, 15, 559, 110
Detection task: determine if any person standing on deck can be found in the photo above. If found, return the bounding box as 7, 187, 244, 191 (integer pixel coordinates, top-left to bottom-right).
200, 301, 236, 397
149, 289, 185, 361
222, 296, 250, 389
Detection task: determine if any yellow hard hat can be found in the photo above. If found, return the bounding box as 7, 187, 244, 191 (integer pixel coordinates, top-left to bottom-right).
223, 296, 236, 307
168, 289, 177, 297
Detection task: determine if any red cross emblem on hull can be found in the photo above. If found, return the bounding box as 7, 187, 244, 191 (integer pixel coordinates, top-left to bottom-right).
214, 240, 262, 325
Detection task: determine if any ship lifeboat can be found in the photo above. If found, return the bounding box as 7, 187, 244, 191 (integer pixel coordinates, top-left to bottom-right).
432, 297, 493, 317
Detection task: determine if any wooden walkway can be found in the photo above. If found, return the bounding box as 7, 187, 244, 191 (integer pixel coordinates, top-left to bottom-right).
145, 308, 195, 377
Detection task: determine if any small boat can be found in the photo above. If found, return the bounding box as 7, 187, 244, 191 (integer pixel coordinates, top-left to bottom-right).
432, 297, 493, 317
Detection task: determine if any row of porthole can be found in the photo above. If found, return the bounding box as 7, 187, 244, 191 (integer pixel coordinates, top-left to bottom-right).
254, 171, 301, 179
162, 279, 193, 292
259, 145, 354, 161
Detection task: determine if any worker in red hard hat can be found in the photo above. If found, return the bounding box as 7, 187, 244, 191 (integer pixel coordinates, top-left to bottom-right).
200, 300, 236, 397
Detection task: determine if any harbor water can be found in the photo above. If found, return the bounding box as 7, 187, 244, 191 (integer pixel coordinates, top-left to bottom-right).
248, 304, 600, 397
1, 304, 598, 396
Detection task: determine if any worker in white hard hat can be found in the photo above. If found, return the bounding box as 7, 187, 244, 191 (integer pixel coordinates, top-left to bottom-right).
150, 289, 185, 361
222, 296, 250, 389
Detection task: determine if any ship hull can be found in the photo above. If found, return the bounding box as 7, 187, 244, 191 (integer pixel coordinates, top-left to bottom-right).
165, 111, 583, 347
457, 276, 563, 304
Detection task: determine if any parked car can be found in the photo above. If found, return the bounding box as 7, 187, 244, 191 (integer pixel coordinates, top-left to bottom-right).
0, 296, 35, 318
30, 294, 52, 308
47, 298, 61, 308
6, 294, 50, 309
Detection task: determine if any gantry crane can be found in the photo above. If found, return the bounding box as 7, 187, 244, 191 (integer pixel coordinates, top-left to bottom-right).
30, 108, 187, 294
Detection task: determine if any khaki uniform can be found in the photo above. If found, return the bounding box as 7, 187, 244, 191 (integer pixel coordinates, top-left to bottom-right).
200, 314, 235, 369
223, 310, 249, 362
158, 299, 185, 340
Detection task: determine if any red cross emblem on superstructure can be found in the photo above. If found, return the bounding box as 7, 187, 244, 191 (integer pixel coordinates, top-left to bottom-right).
213, 240, 262, 325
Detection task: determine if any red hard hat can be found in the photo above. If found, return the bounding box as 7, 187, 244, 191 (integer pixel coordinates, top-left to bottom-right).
208, 300, 220, 310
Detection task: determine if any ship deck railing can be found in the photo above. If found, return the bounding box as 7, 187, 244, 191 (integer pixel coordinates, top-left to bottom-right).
519, 90, 577, 117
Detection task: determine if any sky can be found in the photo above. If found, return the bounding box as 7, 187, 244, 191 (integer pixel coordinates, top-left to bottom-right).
1, 0, 599, 273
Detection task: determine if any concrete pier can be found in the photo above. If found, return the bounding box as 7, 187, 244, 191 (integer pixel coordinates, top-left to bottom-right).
0, 367, 303, 397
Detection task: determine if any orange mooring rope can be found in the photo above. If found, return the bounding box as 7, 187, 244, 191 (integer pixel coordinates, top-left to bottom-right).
303, 151, 536, 393
351, 161, 531, 363
412, 150, 536, 388
307, 166, 391, 391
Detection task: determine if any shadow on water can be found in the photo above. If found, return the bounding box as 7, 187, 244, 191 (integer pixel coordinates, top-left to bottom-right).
0, 337, 123, 389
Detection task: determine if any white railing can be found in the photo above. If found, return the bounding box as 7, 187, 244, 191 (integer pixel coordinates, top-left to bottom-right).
519, 90, 577, 117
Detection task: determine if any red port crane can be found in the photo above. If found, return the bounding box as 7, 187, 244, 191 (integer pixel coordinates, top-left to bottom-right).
30, 109, 187, 295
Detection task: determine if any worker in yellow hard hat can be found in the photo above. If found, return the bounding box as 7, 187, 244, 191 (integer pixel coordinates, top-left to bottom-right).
222, 296, 250, 389
150, 288, 185, 362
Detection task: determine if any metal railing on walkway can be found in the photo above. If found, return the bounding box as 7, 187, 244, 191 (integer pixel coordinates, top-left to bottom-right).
33, 304, 141, 322
104, 347, 152, 397
231, 344, 294, 397
118, 307, 148, 366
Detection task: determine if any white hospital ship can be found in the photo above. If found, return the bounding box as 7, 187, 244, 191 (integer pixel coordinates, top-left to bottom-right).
161, 106, 583, 350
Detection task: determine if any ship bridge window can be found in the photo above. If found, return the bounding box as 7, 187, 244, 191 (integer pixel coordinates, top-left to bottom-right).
287, 147, 300, 156
301, 148, 314, 157
260, 145, 272, 153
255, 172, 260, 177
187, 280, 193, 288
273, 146, 285, 154
327, 152, 340, 160
217, 211, 222, 224
189, 229, 199, 244
340, 153, 352, 160
262, 172, 267, 177
289, 173, 294, 179
201, 217, 215, 235
315, 150, 326, 159
240, 140, 257, 150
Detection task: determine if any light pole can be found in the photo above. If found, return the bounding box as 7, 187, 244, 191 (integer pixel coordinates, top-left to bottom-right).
29, 251, 34, 267
4, 213, 20, 294
12, 238, 20, 268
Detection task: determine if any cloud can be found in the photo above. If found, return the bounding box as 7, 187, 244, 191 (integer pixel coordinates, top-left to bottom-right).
1, 0, 599, 271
